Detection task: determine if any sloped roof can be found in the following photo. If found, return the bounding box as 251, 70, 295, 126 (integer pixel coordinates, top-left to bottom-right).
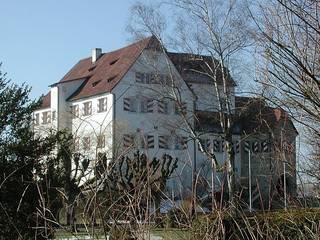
38, 92, 51, 109
65, 36, 160, 101
38, 36, 159, 109
167, 52, 236, 86
195, 96, 298, 134
38, 36, 236, 108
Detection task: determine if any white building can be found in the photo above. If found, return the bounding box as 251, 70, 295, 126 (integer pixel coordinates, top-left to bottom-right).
34, 36, 297, 206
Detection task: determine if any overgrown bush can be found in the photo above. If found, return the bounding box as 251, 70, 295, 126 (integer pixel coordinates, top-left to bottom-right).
192, 209, 320, 240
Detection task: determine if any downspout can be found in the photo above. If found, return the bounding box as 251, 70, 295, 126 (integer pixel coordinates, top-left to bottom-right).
192, 93, 198, 215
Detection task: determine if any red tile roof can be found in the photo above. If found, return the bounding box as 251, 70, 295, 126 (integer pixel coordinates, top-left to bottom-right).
195, 96, 298, 134
39, 92, 51, 109
38, 36, 159, 108
38, 36, 235, 108
66, 36, 159, 101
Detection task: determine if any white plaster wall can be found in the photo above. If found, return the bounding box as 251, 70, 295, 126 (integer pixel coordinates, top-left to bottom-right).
189, 83, 235, 113
33, 107, 55, 136
56, 79, 85, 130
112, 49, 196, 196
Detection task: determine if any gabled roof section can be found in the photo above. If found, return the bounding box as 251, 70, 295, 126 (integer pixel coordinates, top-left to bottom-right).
62, 36, 159, 101
168, 52, 236, 87
195, 96, 298, 135
38, 92, 51, 110
235, 96, 298, 135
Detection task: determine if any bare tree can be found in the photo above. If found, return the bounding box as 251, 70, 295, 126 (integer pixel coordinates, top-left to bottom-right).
127, 0, 253, 207
254, 0, 320, 183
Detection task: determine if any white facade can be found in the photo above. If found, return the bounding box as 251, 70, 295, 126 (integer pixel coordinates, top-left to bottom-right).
33, 46, 241, 196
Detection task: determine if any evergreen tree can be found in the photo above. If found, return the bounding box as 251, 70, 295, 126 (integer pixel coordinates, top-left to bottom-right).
0, 66, 56, 239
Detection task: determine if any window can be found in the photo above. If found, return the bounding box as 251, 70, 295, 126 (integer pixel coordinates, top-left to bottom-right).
140, 98, 154, 113
70, 105, 79, 118
83, 137, 91, 150
157, 100, 169, 114
135, 72, 169, 85
175, 102, 187, 115
72, 138, 80, 152
123, 98, 138, 112
159, 135, 171, 149
199, 139, 210, 151
52, 111, 57, 121
135, 72, 145, 83
141, 135, 154, 149
34, 113, 40, 125
83, 101, 92, 116
97, 135, 105, 148
174, 136, 188, 150
42, 111, 51, 124
98, 98, 107, 113
123, 134, 135, 148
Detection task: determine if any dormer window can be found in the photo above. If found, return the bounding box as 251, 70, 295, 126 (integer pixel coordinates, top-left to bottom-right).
92, 80, 101, 87
107, 75, 117, 83
83, 101, 92, 116
110, 59, 119, 65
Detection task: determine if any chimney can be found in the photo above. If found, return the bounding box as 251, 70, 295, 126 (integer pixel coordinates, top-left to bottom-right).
92, 48, 102, 63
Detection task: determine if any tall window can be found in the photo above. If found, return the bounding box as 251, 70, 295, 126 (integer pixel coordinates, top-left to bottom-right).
97, 135, 105, 148
70, 105, 79, 118
83, 101, 92, 116
83, 137, 90, 150
42, 111, 51, 124
34, 113, 40, 125
73, 137, 80, 152
98, 98, 107, 113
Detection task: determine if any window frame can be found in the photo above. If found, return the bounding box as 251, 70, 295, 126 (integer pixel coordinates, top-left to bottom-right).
97, 97, 108, 113
83, 101, 92, 116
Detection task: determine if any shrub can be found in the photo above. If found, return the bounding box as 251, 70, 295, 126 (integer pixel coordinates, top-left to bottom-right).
192, 208, 320, 240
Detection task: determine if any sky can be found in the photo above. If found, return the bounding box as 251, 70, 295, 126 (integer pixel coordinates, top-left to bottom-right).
0, 0, 136, 99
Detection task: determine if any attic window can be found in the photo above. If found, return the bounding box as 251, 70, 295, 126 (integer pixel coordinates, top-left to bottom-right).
110, 59, 119, 65
92, 80, 101, 87
107, 75, 117, 83
88, 65, 97, 72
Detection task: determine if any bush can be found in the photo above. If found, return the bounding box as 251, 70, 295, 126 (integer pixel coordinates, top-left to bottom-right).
192, 209, 320, 240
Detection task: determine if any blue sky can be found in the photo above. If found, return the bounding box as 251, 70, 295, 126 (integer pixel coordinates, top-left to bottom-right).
0, 0, 136, 99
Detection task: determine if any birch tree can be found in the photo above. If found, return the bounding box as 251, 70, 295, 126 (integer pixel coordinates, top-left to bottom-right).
127, 0, 253, 205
